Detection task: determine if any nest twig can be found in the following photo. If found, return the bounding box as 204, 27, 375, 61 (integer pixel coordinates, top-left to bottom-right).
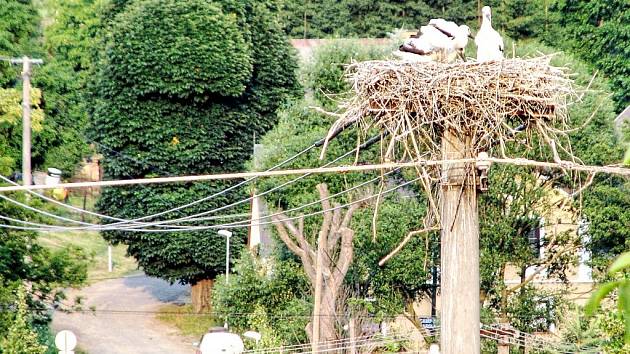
321, 56, 576, 163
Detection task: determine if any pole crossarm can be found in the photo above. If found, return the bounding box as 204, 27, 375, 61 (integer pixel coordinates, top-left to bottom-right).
0, 157, 628, 193
0, 57, 43, 65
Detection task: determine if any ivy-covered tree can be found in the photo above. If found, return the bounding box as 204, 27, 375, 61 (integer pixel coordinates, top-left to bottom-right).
91, 0, 300, 312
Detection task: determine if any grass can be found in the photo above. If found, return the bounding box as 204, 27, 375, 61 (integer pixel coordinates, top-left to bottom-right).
35, 193, 139, 282
156, 304, 219, 338
38, 230, 139, 282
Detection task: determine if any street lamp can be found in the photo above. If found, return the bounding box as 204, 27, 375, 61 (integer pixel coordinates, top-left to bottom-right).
218, 229, 233, 329
218, 230, 232, 284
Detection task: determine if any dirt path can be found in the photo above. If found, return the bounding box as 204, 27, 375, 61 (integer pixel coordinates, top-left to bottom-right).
52, 275, 193, 354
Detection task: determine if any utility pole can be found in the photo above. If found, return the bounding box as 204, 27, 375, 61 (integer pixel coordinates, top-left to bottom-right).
440, 130, 480, 354
1, 56, 43, 186
311, 230, 325, 353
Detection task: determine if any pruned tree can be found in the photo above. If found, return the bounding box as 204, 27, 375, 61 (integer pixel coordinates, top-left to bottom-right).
272, 183, 363, 349
91, 0, 300, 313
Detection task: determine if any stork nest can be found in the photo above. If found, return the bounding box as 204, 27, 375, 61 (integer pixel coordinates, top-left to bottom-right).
322, 56, 577, 162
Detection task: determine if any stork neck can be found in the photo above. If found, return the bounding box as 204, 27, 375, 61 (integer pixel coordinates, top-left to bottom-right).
480, 15, 492, 29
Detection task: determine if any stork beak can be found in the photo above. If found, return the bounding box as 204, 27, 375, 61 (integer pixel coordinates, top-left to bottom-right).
458, 51, 466, 62
468, 33, 474, 39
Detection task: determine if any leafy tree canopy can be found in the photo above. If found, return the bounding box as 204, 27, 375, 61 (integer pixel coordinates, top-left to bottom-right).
92, 0, 300, 286
546, 0, 629, 111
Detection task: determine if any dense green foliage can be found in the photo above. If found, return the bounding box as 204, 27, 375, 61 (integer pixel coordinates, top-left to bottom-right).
281, 0, 477, 38
0, 0, 93, 177
0, 193, 89, 351
585, 252, 630, 345
281, 0, 629, 111
280, 0, 552, 40
0, 1, 91, 350
0, 0, 39, 86
0, 287, 47, 354
31, 0, 105, 176
513, 41, 627, 275
303, 40, 393, 109
545, 0, 629, 111
92, 0, 300, 284
212, 251, 311, 346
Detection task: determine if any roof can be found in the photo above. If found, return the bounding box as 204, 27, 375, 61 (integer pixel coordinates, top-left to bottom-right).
614, 105, 630, 139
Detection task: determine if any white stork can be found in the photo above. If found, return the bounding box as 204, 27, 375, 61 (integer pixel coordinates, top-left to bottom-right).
474, 6, 504, 62
429, 19, 473, 61
396, 23, 471, 63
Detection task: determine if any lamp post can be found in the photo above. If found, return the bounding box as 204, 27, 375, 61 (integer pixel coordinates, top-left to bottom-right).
218, 230, 232, 284
218, 229, 232, 329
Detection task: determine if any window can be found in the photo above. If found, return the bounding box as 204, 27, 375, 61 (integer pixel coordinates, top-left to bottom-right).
525, 218, 545, 278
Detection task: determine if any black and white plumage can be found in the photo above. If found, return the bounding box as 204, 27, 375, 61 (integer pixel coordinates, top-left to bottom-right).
396, 20, 472, 63
474, 6, 504, 62
429, 19, 473, 61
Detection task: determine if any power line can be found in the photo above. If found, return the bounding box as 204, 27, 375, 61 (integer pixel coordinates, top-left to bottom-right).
0, 175, 422, 232
4, 111, 323, 228
98, 134, 385, 231
2, 157, 627, 193
0, 134, 385, 232
0, 138, 320, 229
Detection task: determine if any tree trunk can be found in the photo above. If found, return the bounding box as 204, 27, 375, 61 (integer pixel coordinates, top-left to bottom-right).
191, 279, 213, 313
318, 287, 338, 349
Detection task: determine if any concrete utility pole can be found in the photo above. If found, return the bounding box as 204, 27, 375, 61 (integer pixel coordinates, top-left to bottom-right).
440, 130, 480, 354
2, 56, 43, 186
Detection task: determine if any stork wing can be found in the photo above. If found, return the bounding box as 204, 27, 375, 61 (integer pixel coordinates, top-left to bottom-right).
496, 32, 504, 52
400, 43, 430, 55
429, 23, 454, 38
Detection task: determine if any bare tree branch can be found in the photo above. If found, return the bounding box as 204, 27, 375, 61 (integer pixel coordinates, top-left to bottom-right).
272, 215, 316, 282
378, 227, 440, 266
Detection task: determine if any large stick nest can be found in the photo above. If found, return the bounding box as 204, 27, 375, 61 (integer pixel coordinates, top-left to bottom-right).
322, 56, 576, 161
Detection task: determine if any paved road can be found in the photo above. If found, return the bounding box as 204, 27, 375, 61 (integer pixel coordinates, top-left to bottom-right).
52, 275, 192, 354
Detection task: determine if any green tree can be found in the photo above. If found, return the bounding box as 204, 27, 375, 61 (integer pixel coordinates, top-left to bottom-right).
0, 0, 39, 86
31, 0, 106, 176
248, 42, 433, 340
280, 0, 478, 38
0, 193, 89, 346
586, 252, 630, 345
92, 0, 300, 311
0, 286, 47, 354
546, 0, 629, 112
212, 251, 311, 347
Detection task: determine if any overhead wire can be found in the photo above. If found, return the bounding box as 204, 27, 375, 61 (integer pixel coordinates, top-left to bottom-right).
0, 174, 422, 232
0, 134, 387, 232
0, 140, 319, 229
1, 113, 323, 229
93, 133, 385, 231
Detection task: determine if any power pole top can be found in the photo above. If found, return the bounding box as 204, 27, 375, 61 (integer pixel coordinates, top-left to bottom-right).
0, 56, 44, 187
6, 57, 44, 65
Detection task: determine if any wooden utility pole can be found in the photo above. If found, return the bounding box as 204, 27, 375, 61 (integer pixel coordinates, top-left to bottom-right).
440, 130, 480, 354
1, 56, 43, 186
311, 219, 326, 353
21, 57, 32, 186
